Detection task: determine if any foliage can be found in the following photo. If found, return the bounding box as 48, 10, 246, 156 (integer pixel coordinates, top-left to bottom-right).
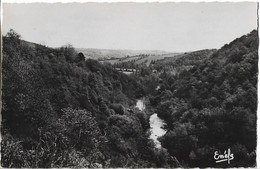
151, 30, 258, 167
1, 29, 165, 167
2, 28, 257, 168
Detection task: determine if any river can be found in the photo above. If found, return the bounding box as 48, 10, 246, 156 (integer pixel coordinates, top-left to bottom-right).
135, 99, 167, 149
149, 114, 167, 149
136, 99, 145, 111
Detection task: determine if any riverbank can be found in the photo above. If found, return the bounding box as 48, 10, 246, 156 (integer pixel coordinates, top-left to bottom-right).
135, 98, 167, 149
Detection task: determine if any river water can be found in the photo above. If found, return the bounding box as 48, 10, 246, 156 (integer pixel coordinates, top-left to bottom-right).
149, 114, 167, 148
135, 99, 167, 149
136, 99, 145, 111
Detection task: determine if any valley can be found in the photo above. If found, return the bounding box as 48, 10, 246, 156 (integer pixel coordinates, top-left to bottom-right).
1, 29, 258, 168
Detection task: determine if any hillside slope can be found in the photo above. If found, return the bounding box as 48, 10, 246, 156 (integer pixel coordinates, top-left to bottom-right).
1, 31, 174, 168
150, 30, 258, 167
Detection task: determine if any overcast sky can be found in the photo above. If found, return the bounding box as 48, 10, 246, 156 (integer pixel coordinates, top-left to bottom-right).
3, 2, 257, 52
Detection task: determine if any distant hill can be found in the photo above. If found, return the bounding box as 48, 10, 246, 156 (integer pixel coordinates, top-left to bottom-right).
134, 53, 181, 66
100, 52, 181, 67
75, 48, 171, 60
156, 49, 217, 67
151, 49, 216, 76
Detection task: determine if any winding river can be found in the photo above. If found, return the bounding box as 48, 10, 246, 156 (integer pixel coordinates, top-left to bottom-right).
135, 99, 167, 149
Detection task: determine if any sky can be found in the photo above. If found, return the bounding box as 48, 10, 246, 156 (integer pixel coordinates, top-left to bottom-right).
2, 2, 258, 52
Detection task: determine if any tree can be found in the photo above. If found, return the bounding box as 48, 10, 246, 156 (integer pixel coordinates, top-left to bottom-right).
60, 44, 76, 62
76, 52, 85, 62
6, 29, 21, 39
4, 29, 21, 49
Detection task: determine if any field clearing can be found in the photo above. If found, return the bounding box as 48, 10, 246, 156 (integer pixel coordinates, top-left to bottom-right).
100, 59, 120, 64
100, 56, 142, 64
135, 53, 181, 66
100, 53, 181, 66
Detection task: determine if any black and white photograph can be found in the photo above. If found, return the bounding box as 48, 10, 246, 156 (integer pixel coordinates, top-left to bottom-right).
1, 0, 258, 168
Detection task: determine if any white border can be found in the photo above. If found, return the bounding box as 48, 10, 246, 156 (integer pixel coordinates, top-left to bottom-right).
1, 0, 259, 168
1, 0, 259, 3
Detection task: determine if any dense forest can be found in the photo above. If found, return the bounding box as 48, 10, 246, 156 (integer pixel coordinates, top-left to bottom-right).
1, 29, 176, 168
1, 29, 258, 168
150, 30, 258, 167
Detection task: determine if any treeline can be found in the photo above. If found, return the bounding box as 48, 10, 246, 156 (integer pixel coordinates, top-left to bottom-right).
150, 30, 258, 167
152, 49, 216, 77
1, 29, 177, 167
